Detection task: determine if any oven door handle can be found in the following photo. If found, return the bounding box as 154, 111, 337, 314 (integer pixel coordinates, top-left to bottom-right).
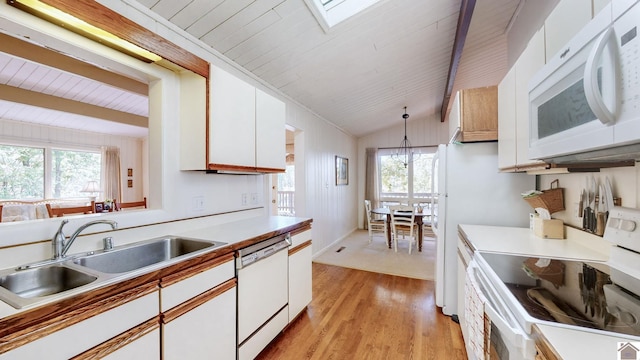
470, 262, 531, 355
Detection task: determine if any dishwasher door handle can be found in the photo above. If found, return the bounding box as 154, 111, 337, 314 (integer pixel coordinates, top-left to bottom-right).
237, 236, 290, 269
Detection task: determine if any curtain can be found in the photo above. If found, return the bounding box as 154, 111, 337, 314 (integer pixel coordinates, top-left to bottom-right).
103, 147, 121, 202
364, 147, 379, 229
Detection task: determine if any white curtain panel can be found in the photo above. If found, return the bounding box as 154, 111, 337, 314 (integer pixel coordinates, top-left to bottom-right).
103, 147, 122, 202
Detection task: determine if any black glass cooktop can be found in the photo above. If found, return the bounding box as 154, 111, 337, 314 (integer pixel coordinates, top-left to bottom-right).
478, 251, 640, 338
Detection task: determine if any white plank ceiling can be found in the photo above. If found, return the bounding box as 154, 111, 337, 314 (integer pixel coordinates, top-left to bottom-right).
137, 0, 522, 136
0, 0, 523, 139
0, 51, 149, 138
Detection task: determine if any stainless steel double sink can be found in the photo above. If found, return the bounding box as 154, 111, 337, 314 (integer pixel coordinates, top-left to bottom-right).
0, 236, 227, 309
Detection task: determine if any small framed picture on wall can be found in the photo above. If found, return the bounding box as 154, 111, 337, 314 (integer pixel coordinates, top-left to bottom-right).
127, 179, 133, 188
335, 156, 348, 186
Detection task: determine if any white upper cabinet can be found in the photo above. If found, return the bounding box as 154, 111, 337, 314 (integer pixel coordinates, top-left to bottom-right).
499, 28, 546, 172
255, 89, 286, 171
544, 0, 604, 62
209, 66, 257, 170
515, 28, 546, 169
498, 66, 516, 170
181, 65, 286, 172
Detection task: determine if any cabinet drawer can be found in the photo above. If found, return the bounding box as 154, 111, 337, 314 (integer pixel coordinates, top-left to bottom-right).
160, 255, 234, 312
0, 288, 158, 360
290, 229, 311, 248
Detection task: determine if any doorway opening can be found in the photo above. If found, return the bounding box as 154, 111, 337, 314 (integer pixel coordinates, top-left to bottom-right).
275, 128, 296, 216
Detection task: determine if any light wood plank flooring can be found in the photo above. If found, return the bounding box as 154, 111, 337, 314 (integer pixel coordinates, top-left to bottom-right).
257, 263, 467, 359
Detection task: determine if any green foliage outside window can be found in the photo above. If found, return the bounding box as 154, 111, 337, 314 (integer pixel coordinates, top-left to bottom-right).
379, 150, 435, 202
0, 144, 101, 200
51, 149, 101, 198
0, 145, 44, 199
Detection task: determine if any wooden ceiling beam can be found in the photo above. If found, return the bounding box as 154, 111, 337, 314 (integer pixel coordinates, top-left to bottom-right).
0, 84, 148, 128
0, 33, 148, 96
440, 0, 476, 122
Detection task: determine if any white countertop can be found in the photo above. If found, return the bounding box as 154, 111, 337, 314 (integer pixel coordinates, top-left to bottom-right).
457, 224, 637, 359
458, 224, 609, 262
535, 324, 633, 359
0, 215, 311, 320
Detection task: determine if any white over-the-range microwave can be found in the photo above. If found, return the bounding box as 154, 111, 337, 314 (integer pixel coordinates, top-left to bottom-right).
529, 0, 640, 163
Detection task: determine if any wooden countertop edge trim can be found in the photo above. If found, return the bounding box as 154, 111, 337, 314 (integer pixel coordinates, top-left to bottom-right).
70, 316, 160, 360
229, 220, 313, 251
0, 283, 158, 354
289, 240, 312, 256
162, 279, 236, 324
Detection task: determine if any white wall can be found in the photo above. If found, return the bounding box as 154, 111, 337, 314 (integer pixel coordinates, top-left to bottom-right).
539, 166, 640, 229
0, 1, 358, 257
356, 112, 449, 228
287, 103, 358, 253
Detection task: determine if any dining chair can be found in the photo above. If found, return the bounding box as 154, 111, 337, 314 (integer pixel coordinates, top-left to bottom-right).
115, 197, 147, 210
364, 200, 387, 245
389, 205, 417, 253
46, 202, 95, 218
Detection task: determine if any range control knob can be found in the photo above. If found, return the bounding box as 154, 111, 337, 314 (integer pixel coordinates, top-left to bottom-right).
620, 219, 637, 232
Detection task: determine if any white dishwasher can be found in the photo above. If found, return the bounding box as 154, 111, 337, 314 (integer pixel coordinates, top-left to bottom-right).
236, 233, 290, 360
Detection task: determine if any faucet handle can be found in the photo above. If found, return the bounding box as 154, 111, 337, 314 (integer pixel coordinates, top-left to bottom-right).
52, 219, 69, 259
103, 237, 114, 251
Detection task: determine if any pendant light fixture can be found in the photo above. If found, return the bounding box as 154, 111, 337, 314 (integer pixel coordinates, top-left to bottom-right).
393, 107, 415, 168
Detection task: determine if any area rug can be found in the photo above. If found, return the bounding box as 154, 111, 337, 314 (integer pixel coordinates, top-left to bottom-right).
313, 230, 435, 280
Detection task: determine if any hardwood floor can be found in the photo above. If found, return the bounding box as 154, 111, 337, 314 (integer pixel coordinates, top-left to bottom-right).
257, 263, 467, 359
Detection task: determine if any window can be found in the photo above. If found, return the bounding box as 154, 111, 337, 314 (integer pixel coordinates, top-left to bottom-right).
378, 147, 436, 206
0, 144, 102, 200
0, 145, 44, 199
304, 0, 384, 30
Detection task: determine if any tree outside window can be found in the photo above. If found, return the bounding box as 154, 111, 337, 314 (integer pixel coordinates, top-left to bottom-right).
0, 144, 101, 200
51, 149, 102, 198
0, 145, 44, 199
378, 147, 436, 206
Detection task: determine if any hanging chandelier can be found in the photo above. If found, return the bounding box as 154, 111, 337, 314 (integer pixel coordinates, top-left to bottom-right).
392, 106, 415, 168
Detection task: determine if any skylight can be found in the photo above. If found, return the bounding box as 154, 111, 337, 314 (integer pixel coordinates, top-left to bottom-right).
304, 0, 384, 31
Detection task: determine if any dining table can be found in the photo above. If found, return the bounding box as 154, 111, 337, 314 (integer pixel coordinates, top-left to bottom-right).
371, 207, 432, 252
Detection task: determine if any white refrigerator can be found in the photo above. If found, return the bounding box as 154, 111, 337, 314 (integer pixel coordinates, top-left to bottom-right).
431, 142, 535, 316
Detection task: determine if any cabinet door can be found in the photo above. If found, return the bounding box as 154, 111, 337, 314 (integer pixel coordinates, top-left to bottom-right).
163, 284, 236, 360
289, 243, 312, 322
515, 28, 545, 168
544, 0, 592, 62
498, 66, 517, 171
209, 66, 256, 168
255, 89, 285, 171
0, 289, 159, 360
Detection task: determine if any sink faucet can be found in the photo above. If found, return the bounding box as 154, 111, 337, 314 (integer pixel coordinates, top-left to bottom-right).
52, 219, 118, 259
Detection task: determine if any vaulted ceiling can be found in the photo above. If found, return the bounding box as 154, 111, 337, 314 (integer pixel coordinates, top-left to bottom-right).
0, 0, 524, 139
136, 0, 522, 136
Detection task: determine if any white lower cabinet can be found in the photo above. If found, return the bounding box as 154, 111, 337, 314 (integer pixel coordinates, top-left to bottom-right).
160, 254, 236, 360
0, 287, 159, 360
162, 284, 236, 360
288, 229, 312, 322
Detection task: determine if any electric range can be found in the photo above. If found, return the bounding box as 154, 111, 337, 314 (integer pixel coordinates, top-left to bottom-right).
475, 206, 640, 340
